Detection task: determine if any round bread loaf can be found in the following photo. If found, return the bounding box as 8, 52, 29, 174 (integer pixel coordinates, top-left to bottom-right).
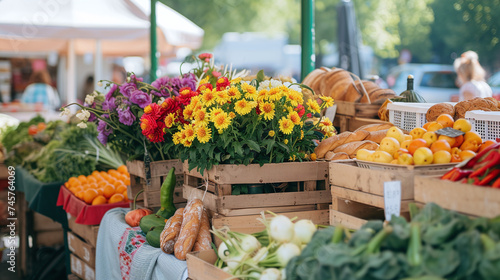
426, 103, 455, 122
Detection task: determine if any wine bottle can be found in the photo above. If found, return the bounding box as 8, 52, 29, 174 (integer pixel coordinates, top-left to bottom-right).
399, 75, 426, 103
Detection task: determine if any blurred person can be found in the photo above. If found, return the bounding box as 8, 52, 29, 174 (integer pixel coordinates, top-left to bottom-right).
80, 75, 94, 103
21, 70, 61, 110
454, 51, 492, 101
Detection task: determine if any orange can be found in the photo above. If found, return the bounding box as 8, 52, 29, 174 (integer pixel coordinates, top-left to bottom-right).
88, 182, 98, 189
116, 185, 127, 194
478, 140, 496, 153
77, 175, 88, 184
96, 188, 104, 196
86, 176, 97, 184
437, 135, 456, 148
113, 180, 125, 189
92, 170, 101, 177
117, 165, 128, 174
423, 122, 432, 130
108, 193, 125, 204
80, 184, 89, 190
430, 140, 451, 154
464, 131, 483, 144
119, 174, 129, 183
108, 170, 121, 178
122, 190, 128, 200
451, 154, 462, 163
460, 139, 480, 152
100, 171, 110, 179
408, 139, 428, 155
68, 177, 79, 186
451, 147, 461, 155
92, 195, 107, 205
459, 150, 476, 161
83, 188, 99, 204
124, 178, 131, 186
427, 122, 444, 132
76, 190, 85, 200
453, 135, 464, 148
71, 186, 82, 195
103, 184, 116, 199
436, 114, 454, 128
97, 181, 110, 189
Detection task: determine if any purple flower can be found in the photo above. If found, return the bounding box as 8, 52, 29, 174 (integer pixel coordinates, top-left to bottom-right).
130, 74, 143, 83
102, 97, 116, 111
129, 89, 152, 108
106, 84, 118, 101
151, 73, 197, 97
97, 120, 113, 145
84, 103, 97, 122
117, 107, 136, 126
151, 76, 173, 97
119, 83, 137, 98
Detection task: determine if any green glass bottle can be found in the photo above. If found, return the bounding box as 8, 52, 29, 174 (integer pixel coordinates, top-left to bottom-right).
399, 75, 426, 103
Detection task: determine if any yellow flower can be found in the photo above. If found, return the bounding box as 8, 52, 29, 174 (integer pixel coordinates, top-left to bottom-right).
164, 113, 176, 128
235, 99, 254, 115
196, 125, 212, 143
215, 89, 229, 105
300, 130, 304, 140
194, 109, 209, 126
229, 112, 236, 119
310, 153, 317, 161
227, 86, 242, 100
183, 139, 193, 147
189, 95, 201, 108
266, 87, 282, 101
259, 102, 275, 121
183, 124, 196, 142
288, 111, 301, 125
198, 77, 209, 86
279, 117, 294, 135
212, 111, 231, 130
289, 154, 297, 161
242, 83, 257, 100
283, 139, 289, 144
319, 117, 333, 128
172, 132, 181, 145
201, 88, 217, 106
210, 107, 224, 119
257, 89, 268, 102
319, 96, 334, 107
307, 99, 321, 114
183, 105, 195, 120
287, 89, 303, 107
230, 77, 242, 84
144, 105, 152, 114
268, 130, 275, 137
180, 87, 191, 96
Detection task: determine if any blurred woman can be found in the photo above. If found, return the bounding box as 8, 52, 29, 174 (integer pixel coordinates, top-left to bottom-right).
454, 51, 492, 101
21, 70, 61, 110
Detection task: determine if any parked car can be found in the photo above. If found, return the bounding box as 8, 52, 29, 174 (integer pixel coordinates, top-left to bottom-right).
386, 64, 459, 103
488, 71, 500, 99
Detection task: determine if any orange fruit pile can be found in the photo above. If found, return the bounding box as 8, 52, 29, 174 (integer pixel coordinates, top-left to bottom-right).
64, 165, 130, 205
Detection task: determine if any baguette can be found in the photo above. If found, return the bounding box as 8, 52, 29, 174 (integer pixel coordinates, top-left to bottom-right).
324, 151, 350, 161
365, 129, 389, 144
314, 131, 352, 158
193, 209, 212, 252
345, 129, 369, 143
333, 140, 379, 157
160, 208, 184, 254
354, 123, 394, 132
174, 199, 204, 260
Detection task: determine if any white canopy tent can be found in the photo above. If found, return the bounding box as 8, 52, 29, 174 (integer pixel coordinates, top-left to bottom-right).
0, 0, 204, 104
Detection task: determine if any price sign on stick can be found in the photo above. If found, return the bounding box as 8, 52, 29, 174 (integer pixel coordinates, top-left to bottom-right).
384, 181, 401, 221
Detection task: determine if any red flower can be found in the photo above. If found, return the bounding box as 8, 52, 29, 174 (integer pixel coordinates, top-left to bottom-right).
307, 113, 312, 118
198, 53, 213, 62
255, 106, 261, 115
216, 76, 230, 90
162, 97, 182, 114
295, 104, 305, 118
197, 83, 213, 94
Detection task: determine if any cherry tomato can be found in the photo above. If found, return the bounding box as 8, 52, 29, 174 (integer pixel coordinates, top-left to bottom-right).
28, 125, 38, 136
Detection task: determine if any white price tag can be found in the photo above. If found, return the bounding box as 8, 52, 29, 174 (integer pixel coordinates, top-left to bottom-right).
384, 181, 401, 221
324, 104, 337, 122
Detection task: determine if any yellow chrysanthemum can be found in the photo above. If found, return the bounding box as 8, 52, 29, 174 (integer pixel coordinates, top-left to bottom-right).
288, 111, 301, 125
194, 109, 209, 126
183, 105, 195, 120
268, 130, 275, 137
259, 102, 275, 121
230, 77, 242, 84
241, 83, 257, 100
196, 125, 212, 143
306, 99, 321, 114
201, 88, 216, 106
234, 99, 255, 115
283, 139, 289, 144
189, 95, 200, 108
319, 96, 334, 107
319, 117, 333, 128
164, 113, 176, 128
227, 86, 242, 100
266, 87, 282, 101
229, 112, 236, 119
210, 107, 224, 119
289, 154, 297, 161
172, 132, 181, 145
183, 124, 196, 142
183, 139, 193, 147
279, 117, 294, 135
257, 89, 268, 102
198, 77, 209, 86
215, 89, 229, 105
212, 111, 231, 130
287, 90, 303, 107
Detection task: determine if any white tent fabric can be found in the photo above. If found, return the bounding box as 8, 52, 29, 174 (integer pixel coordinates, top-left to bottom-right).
0, 0, 204, 105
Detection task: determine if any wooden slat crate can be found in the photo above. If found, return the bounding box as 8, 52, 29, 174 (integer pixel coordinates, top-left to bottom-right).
70, 253, 95, 280
127, 159, 185, 208
415, 176, 500, 218
183, 161, 331, 217
68, 231, 96, 267
68, 216, 99, 247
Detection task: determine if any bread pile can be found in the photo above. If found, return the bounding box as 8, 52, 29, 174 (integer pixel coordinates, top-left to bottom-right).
160, 199, 212, 260
302, 67, 396, 104
426, 97, 500, 122
314, 123, 394, 160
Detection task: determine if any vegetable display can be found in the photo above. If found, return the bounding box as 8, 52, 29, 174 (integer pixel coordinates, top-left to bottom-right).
286, 203, 500, 280
211, 213, 318, 279
441, 140, 500, 187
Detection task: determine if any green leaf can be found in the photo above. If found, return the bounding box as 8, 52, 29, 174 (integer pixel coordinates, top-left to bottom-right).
233, 142, 244, 156
277, 142, 290, 152
245, 140, 261, 152
215, 152, 221, 162
256, 70, 265, 83
222, 154, 231, 161
263, 139, 275, 154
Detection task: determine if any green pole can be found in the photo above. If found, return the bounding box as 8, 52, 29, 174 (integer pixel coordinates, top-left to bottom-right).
301, 0, 315, 81
150, 0, 158, 81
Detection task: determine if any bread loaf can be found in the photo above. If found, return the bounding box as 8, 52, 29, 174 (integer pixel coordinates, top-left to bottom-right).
324, 151, 350, 161
314, 131, 352, 158
193, 209, 212, 252
160, 208, 184, 254
365, 129, 389, 144
174, 199, 204, 260
426, 103, 455, 122
333, 140, 379, 157
345, 129, 369, 143
354, 123, 394, 132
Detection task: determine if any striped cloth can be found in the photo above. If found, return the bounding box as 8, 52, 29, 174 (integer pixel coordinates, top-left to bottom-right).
21, 83, 60, 110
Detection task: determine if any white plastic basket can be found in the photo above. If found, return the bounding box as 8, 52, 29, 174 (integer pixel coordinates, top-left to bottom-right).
355, 160, 456, 176
465, 110, 500, 141
388, 102, 436, 131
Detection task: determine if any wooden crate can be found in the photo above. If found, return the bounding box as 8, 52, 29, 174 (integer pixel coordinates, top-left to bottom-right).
127, 159, 185, 208
70, 253, 95, 280
335, 101, 382, 118
183, 161, 331, 216
68, 231, 96, 267
68, 216, 99, 247
415, 176, 500, 218
186, 250, 232, 280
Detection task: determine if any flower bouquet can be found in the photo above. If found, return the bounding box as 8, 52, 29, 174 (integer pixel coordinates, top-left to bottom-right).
61, 73, 198, 161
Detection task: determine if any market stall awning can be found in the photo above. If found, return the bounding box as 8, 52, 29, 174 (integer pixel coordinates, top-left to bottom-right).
0, 0, 204, 56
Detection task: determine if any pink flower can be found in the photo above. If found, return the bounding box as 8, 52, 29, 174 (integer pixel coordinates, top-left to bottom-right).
212, 71, 221, 78
198, 53, 213, 61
